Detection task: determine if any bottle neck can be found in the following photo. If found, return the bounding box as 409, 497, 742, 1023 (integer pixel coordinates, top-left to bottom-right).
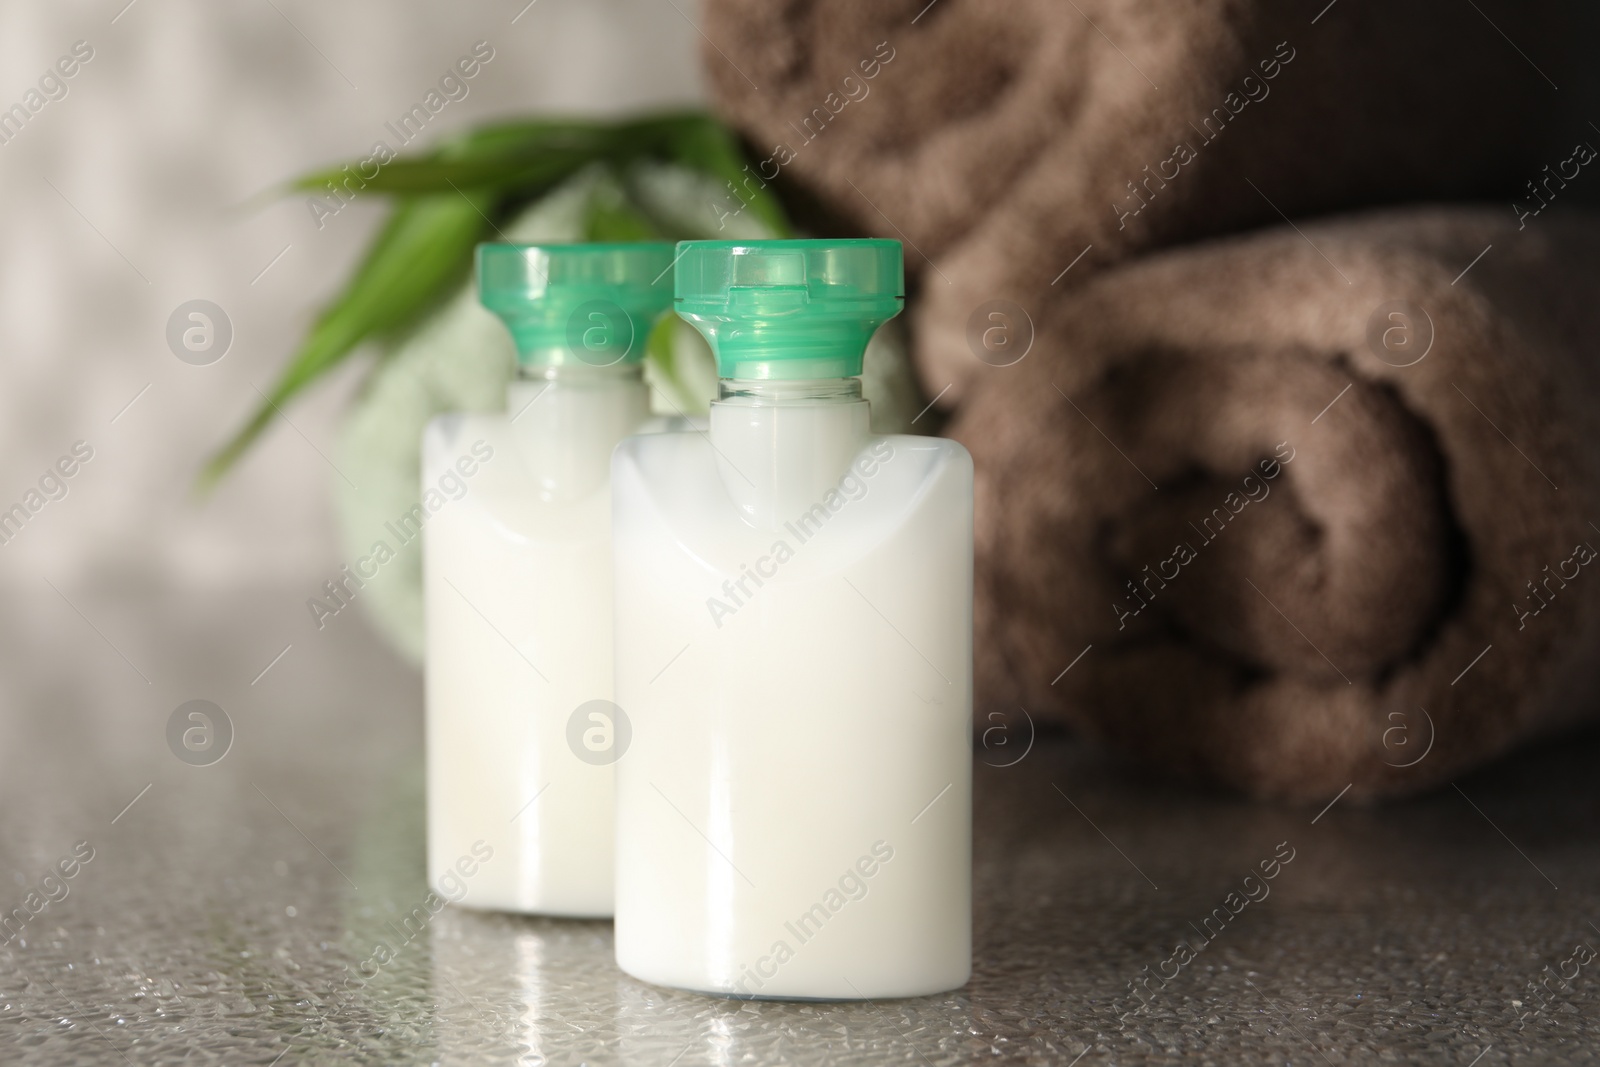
506, 361, 647, 502
514, 360, 643, 385
709, 377, 872, 530
715, 377, 863, 404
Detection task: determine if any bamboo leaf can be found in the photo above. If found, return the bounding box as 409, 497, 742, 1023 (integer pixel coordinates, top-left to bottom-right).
582, 173, 665, 241
643, 312, 691, 412
290, 146, 606, 197
435, 118, 628, 158
206, 111, 793, 489
198, 191, 491, 490
284, 114, 694, 198
433, 112, 707, 163
279, 112, 793, 231
657, 115, 794, 237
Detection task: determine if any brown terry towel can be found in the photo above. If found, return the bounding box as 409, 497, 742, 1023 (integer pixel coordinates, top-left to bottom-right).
946, 207, 1600, 801
700, 0, 1600, 402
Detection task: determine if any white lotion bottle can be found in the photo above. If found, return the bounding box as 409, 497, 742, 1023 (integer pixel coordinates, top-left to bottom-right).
613, 239, 973, 997
425, 242, 675, 916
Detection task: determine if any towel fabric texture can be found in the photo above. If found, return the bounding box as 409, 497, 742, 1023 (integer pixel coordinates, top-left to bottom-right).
952, 209, 1600, 800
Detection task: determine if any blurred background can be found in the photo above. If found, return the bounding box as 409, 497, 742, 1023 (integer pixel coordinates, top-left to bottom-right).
0, 0, 699, 591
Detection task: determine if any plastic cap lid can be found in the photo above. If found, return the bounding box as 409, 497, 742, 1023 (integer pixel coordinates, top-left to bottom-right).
674, 239, 904, 379
478, 242, 677, 367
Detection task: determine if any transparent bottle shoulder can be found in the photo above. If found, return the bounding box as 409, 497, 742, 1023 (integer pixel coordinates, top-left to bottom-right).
427, 397, 649, 506
616, 430, 969, 487
613, 431, 971, 560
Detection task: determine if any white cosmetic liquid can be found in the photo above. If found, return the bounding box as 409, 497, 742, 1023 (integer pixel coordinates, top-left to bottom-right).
613, 240, 972, 998
425, 242, 675, 916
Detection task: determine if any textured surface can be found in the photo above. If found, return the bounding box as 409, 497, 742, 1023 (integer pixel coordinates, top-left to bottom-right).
1, 591, 1596, 1065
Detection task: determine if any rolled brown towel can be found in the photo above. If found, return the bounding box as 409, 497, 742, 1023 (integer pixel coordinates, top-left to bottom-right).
701, 0, 1600, 400
948, 207, 1600, 800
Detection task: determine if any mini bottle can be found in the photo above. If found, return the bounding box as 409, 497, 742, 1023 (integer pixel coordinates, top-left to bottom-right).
424, 242, 675, 916
612, 239, 973, 997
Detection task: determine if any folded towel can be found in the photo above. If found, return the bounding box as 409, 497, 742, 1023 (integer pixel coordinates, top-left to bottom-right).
946, 207, 1600, 800
701, 0, 1600, 402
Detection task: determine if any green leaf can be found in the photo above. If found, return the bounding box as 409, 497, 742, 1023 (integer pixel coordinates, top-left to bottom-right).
280, 112, 795, 238
290, 146, 604, 197
434, 117, 629, 159
198, 191, 491, 490
642, 312, 691, 413
656, 116, 794, 237
285, 115, 690, 198
582, 171, 665, 241
205, 111, 795, 490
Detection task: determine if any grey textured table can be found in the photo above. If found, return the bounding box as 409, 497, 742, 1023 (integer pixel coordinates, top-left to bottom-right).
0, 591, 1595, 1065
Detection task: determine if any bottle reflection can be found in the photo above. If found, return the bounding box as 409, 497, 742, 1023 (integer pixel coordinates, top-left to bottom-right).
429, 907, 618, 1065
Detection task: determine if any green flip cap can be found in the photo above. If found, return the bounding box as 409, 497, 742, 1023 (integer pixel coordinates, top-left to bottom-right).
478, 242, 677, 367
674, 239, 904, 380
